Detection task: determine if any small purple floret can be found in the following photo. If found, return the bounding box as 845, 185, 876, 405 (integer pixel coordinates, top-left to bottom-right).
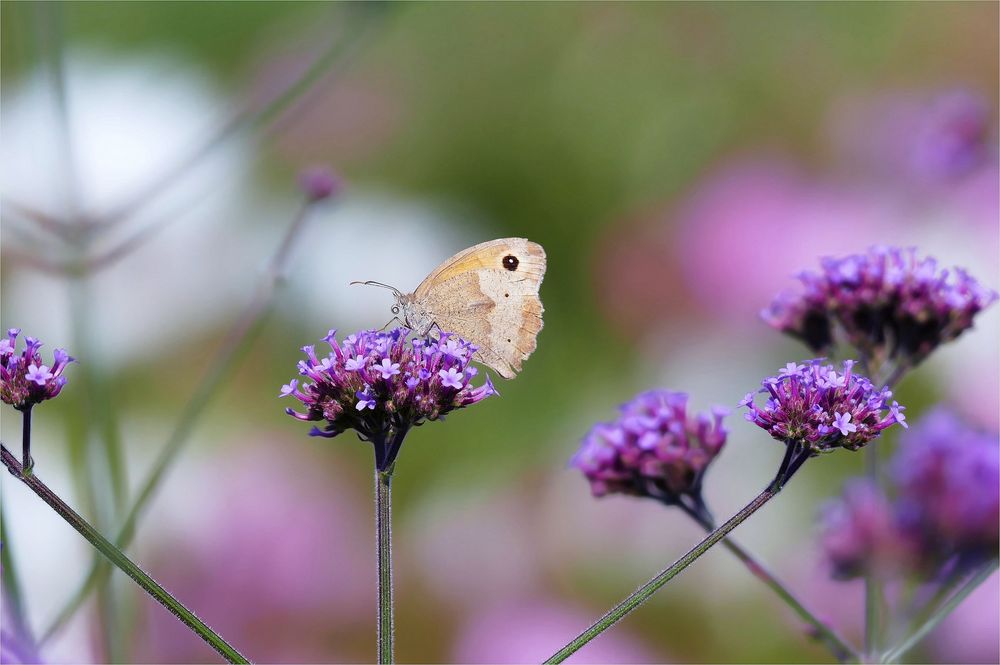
572, 390, 727, 503
376, 359, 401, 380
741, 359, 904, 453
0, 330, 75, 410
438, 367, 464, 389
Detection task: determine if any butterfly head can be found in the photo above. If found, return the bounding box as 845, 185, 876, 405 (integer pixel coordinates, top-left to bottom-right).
350, 280, 432, 335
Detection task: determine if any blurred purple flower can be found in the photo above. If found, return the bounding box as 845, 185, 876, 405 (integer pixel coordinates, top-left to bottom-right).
762, 247, 998, 366
0, 627, 40, 665
572, 390, 727, 515
452, 599, 659, 664
819, 480, 918, 580
892, 408, 999, 565
138, 445, 371, 663
297, 165, 342, 202
742, 359, 904, 454
283, 328, 496, 469
830, 89, 995, 187
911, 91, 993, 182
0, 561, 40, 665
819, 408, 998, 581
0, 329, 74, 411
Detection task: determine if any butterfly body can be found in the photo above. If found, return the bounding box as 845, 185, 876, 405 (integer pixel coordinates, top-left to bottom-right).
379, 238, 546, 379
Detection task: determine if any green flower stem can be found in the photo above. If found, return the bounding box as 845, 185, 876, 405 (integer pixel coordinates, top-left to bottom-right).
41, 198, 325, 643
863, 443, 882, 658
720, 536, 857, 661
546, 472, 797, 664
676, 501, 857, 662
1, 444, 249, 664
376, 465, 394, 664
881, 559, 998, 664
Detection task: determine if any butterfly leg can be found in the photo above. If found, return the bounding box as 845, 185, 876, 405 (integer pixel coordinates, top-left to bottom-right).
426, 322, 445, 340
378, 316, 405, 332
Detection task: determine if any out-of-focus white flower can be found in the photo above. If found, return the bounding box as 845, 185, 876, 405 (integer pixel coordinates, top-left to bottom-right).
1, 50, 265, 366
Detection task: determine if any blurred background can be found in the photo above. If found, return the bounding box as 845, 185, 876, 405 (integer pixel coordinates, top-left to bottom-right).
1, 2, 997, 663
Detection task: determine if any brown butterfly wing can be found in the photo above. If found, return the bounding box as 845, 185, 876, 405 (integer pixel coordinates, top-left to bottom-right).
414, 238, 546, 378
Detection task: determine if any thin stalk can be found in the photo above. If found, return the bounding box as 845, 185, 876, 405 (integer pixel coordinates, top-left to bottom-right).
863, 442, 882, 658
95, 3, 383, 229
858, 358, 912, 659
675, 502, 857, 663
1, 445, 249, 663
66, 269, 121, 661
880, 560, 998, 664
41, 199, 326, 643
375, 465, 394, 664
20, 407, 33, 474
720, 537, 856, 661
545, 450, 809, 665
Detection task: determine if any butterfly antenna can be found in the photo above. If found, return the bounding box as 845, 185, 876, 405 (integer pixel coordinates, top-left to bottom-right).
349, 280, 404, 299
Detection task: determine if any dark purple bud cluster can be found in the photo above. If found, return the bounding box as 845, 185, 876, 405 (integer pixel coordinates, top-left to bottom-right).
762, 247, 997, 366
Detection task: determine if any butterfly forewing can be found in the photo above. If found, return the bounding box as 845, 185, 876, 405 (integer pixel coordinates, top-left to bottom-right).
412, 238, 546, 379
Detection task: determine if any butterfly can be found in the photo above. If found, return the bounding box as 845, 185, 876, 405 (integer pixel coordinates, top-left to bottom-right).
353, 238, 546, 378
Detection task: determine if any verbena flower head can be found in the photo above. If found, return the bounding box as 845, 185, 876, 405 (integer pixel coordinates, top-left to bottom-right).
762, 247, 998, 366
820, 409, 998, 581
572, 390, 728, 507
741, 359, 905, 454
892, 408, 999, 564
819, 480, 919, 580
282, 328, 496, 469
0, 329, 75, 411
297, 165, 342, 202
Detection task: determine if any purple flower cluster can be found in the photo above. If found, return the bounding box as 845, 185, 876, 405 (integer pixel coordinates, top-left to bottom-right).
741, 360, 905, 454
762, 247, 997, 366
892, 409, 999, 564
572, 390, 728, 506
820, 409, 998, 579
282, 328, 496, 468
0, 329, 74, 411
819, 480, 917, 580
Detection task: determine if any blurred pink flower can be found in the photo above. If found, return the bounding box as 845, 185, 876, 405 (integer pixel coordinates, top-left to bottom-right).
592, 204, 697, 338
407, 487, 545, 608
673, 158, 902, 323
135, 441, 372, 663
451, 599, 660, 664
929, 572, 999, 664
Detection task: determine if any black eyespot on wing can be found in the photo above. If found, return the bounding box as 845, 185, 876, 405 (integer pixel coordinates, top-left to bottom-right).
507, 338, 511, 343
504, 293, 509, 298
502, 255, 519, 271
